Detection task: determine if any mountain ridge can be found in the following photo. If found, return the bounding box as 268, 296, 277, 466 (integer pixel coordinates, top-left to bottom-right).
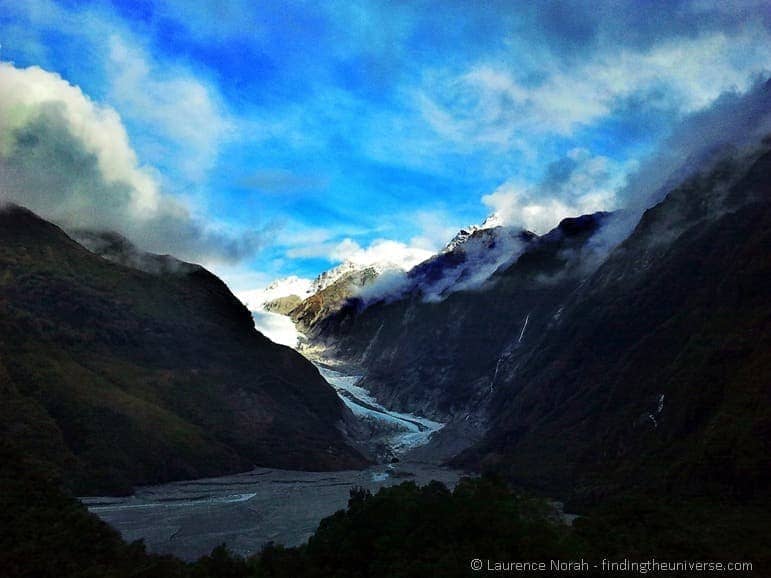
289, 142, 771, 508
0, 204, 368, 495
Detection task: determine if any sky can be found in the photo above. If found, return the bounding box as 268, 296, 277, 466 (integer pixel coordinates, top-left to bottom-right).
0, 0, 769, 292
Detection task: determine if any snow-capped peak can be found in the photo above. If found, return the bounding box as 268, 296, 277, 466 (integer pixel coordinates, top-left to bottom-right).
480, 212, 504, 229
238, 275, 313, 310
310, 258, 414, 293
309, 261, 362, 293
443, 212, 504, 253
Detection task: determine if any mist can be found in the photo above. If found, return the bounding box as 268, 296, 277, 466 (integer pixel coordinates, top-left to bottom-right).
591, 77, 771, 254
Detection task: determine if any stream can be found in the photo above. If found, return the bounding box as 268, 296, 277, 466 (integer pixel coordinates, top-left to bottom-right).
82, 365, 465, 561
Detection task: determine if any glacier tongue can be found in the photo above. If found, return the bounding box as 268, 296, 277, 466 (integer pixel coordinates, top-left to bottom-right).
317, 365, 445, 457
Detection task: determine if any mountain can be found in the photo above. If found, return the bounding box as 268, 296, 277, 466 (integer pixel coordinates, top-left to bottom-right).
0, 205, 367, 495
240, 275, 314, 312
304, 142, 771, 505
455, 145, 771, 503
245, 257, 413, 314
402, 223, 537, 304
290, 266, 380, 335
259, 214, 532, 346
246, 254, 435, 343
241, 262, 388, 324
247, 215, 516, 346
309, 260, 370, 294
302, 213, 607, 465
441, 212, 505, 253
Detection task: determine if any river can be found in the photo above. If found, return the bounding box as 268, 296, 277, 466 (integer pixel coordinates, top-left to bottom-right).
82, 365, 465, 561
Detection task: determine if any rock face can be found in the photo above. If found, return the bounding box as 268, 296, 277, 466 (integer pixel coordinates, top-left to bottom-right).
264, 295, 303, 315
306, 215, 606, 423
457, 146, 771, 502
0, 205, 367, 495
290, 267, 380, 334
305, 144, 771, 503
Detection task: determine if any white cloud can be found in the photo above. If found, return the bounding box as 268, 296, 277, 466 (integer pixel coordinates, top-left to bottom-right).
482, 149, 625, 233
250, 310, 301, 348
281, 222, 434, 271
0, 61, 164, 215
0, 61, 262, 264
419, 27, 771, 146
330, 238, 433, 270
0, 2, 235, 187
107, 36, 234, 183
237, 275, 313, 311
482, 186, 584, 234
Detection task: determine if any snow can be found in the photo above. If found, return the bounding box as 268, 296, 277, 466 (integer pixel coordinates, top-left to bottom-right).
480, 212, 505, 229
244, 212, 507, 323
240, 254, 421, 325
646, 394, 666, 429
442, 212, 503, 253
238, 275, 313, 310
310, 256, 420, 294
309, 261, 363, 293
490, 355, 505, 392
318, 366, 445, 455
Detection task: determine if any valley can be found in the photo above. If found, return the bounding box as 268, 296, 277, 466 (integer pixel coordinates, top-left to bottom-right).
82, 461, 464, 562
82, 364, 464, 561
2, 6, 771, 575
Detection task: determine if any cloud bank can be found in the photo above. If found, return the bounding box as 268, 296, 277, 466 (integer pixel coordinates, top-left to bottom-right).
0, 62, 262, 264
593, 76, 771, 253
354, 226, 529, 306
482, 149, 626, 233
418, 25, 771, 149
330, 238, 433, 271
357, 76, 771, 306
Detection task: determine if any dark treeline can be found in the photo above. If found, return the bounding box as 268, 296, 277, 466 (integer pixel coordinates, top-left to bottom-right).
2, 442, 767, 578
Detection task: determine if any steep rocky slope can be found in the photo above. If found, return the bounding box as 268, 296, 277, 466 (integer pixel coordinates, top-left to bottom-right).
307, 215, 608, 423
457, 146, 771, 502
0, 205, 366, 495
304, 144, 770, 505
290, 267, 380, 335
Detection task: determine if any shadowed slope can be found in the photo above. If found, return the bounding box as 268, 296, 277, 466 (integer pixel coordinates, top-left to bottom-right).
0, 205, 366, 495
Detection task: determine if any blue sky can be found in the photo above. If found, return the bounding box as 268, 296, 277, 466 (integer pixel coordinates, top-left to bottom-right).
0, 0, 769, 290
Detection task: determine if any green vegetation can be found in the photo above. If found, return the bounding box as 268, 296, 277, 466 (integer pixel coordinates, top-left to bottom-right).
574, 494, 771, 570
0, 442, 190, 577
2, 148, 768, 576
255, 476, 581, 578
0, 205, 366, 496
4, 449, 766, 577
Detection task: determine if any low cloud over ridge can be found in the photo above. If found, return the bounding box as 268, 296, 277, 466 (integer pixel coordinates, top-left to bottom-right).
0, 62, 263, 264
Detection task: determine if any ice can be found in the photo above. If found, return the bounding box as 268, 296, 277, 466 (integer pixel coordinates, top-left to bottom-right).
318, 366, 445, 455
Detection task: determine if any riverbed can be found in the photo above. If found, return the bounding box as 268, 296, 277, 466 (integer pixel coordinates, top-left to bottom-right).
82, 461, 463, 561
83, 365, 465, 561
